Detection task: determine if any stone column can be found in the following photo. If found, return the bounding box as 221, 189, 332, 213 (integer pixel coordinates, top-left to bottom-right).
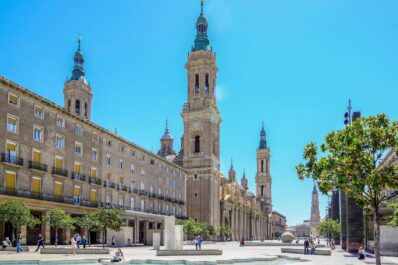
44, 210, 51, 244
134, 219, 139, 244
231, 210, 235, 241
20, 226, 27, 245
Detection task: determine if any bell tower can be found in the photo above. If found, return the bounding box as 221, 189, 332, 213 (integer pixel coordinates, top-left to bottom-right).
182, 0, 221, 227
63, 35, 93, 120
256, 122, 272, 215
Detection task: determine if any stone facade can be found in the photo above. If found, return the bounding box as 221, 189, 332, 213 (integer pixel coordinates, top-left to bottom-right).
272, 211, 287, 237
0, 41, 187, 245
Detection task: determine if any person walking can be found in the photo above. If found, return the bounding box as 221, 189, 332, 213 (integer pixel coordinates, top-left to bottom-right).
16, 231, 22, 253
304, 238, 309, 254
81, 236, 87, 249
35, 233, 45, 251
194, 236, 199, 250
310, 240, 316, 255
198, 235, 203, 250
358, 247, 365, 260
76, 234, 81, 249
70, 236, 77, 255
111, 236, 115, 247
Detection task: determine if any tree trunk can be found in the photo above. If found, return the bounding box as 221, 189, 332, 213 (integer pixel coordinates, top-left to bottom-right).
374, 206, 381, 265
88, 230, 91, 247
55, 227, 58, 248
14, 227, 17, 245
102, 229, 105, 249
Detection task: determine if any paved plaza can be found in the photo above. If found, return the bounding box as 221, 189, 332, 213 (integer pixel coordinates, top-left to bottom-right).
0, 242, 397, 265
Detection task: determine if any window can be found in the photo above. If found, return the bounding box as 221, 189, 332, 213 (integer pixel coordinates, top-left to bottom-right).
55, 156, 63, 169
91, 167, 97, 178
130, 163, 135, 173
106, 172, 112, 182
73, 185, 81, 203
194, 136, 200, 153
90, 189, 97, 203
68, 100, 71, 111
140, 199, 145, 211
131, 150, 135, 157
75, 142, 83, 155
140, 181, 145, 191
150, 186, 153, 193
92, 148, 98, 161
84, 102, 87, 118
118, 195, 124, 207
150, 159, 155, 165
173, 179, 176, 189
75, 124, 82, 135
106, 154, 111, 165
107, 140, 112, 147
130, 197, 135, 209
56, 116, 65, 127
75, 99, 80, 116
194, 74, 199, 93
74, 162, 81, 174
119, 176, 124, 184
32, 176, 41, 195
166, 177, 170, 188
194, 174, 198, 180
8, 92, 19, 107
7, 114, 18, 133
54, 181, 63, 198
158, 187, 161, 195
194, 192, 198, 198
92, 132, 98, 141
34, 105, 44, 118
119, 159, 124, 170
141, 169, 145, 177
120, 145, 125, 152
261, 185, 264, 196
33, 125, 43, 142
32, 149, 42, 163
55, 134, 64, 149
261, 160, 264, 173
5, 170, 16, 191
205, 73, 209, 93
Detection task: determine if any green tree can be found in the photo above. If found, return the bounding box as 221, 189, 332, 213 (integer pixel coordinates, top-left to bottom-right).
0, 200, 39, 241
318, 219, 341, 244
43, 208, 75, 247
216, 224, 232, 241
176, 219, 202, 240
200, 223, 215, 240
76, 211, 102, 246
96, 208, 123, 248
296, 114, 398, 265
388, 203, 398, 227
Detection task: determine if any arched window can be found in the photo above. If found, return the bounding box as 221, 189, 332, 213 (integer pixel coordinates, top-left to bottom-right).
205, 73, 209, 93
261, 185, 264, 196
194, 136, 200, 153
194, 74, 199, 94
261, 160, 264, 173
68, 99, 71, 111
84, 102, 87, 118
75, 100, 80, 116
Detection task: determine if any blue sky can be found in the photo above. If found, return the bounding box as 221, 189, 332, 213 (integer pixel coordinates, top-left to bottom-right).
1, 0, 398, 226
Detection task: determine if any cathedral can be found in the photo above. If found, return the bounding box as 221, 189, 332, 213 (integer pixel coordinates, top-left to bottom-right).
157, 1, 273, 240
0, 1, 273, 244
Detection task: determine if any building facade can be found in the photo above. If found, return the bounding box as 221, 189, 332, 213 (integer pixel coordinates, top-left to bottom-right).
272, 211, 287, 238
0, 38, 187, 245
0, 1, 276, 244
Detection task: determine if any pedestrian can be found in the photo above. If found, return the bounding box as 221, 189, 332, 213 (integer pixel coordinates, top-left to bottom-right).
16, 231, 22, 253
358, 247, 365, 260
304, 238, 309, 254
194, 236, 199, 250
76, 234, 81, 249
112, 236, 115, 247
111, 248, 124, 262
331, 239, 335, 250
81, 236, 87, 249
35, 233, 45, 251
310, 241, 316, 255
239, 238, 245, 247
198, 235, 203, 250
70, 236, 77, 255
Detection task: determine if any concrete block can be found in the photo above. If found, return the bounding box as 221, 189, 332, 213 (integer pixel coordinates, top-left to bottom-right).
107, 227, 133, 247
156, 249, 223, 256
164, 216, 175, 250
153, 233, 161, 250
281, 247, 331, 256
174, 225, 183, 250
40, 248, 110, 254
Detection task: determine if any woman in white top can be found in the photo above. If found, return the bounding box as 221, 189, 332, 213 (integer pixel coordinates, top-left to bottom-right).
70, 237, 77, 255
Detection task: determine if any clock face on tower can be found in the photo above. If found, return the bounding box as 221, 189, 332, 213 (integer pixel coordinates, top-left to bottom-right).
191, 120, 201, 131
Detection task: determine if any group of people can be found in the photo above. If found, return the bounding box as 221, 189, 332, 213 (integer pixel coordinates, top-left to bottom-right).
194, 235, 203, 250
304, 238, 317, 255
2, 231, 23, 253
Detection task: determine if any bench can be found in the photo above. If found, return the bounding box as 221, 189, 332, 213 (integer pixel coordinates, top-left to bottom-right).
281, 247, 331, 256
0, 246, 29, 252
40, 248, 110, 254
245, 242, 325, 248
156, 249, 223, 256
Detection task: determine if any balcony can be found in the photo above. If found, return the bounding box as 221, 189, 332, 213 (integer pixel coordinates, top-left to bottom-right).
71, 172, 86, 181
28, 161, 48, 173
139, 190, 148, 196
116, 183, 128, 192
52, 167, 68, 177
103, 181, 115, 189
1, 153, 23, 167
130, 188, 139, 194
89, 177, 102, 186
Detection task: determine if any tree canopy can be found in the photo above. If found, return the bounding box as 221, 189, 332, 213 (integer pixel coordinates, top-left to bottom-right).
43, 208, 75, 247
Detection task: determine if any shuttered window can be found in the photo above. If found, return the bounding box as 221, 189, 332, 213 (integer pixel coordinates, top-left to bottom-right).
74, 163, 81, 173
54, 181, 63, 197
90, 189, 97, 202
33, 150, 41, 163
91, 168, 97, 178
32, 177, 41, 194
5, 171, 16, 190
55, 156, 63, 169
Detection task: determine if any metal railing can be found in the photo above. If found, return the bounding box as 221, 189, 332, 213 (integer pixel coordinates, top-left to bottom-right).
89, 177, 102, 185
28, 161, 48, 172
103, 181, 115, 189
1, 153, 23, 166
52, 167, 68, 177
71, 172, 86, 181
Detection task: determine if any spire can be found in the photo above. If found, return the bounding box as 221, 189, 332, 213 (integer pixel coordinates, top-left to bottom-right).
241, 169, 248, 190
312, 183, 318, 194
229, 159, 235, 173
193, 0, 210, 51
228, 159, 236, 182
70, 34, 86, 83
259, 121, 267, 149
162, 118, 172, 139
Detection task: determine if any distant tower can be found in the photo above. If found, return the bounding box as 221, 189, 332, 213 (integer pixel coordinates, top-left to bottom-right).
182, 0, 221, 227
228, 160, 236, 182
310, 184, 321, 236
241, 170, 248, 190
64, 35, 93, 120
158, 119, 176, 158
255, 122, 272, 215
